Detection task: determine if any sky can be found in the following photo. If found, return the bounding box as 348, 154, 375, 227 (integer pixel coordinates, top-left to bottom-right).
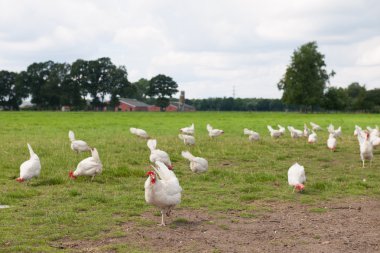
0, 0, 380, 99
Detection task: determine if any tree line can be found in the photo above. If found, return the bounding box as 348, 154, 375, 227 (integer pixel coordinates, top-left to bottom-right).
1, 42, 379, 112
187, 83, 380, 112
0, 58, 178, 111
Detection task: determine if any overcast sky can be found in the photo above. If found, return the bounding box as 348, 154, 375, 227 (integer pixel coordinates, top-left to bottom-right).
1, 0, 379, 99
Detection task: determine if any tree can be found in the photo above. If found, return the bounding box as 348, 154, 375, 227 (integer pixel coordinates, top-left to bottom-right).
147, 74, 179, 111
346, 82, 367, 111
86, 57, 116, 105
131, 78, 150, 100
322, 87, 348, 111
25, 61, 56, 109
366, 88, 380, 112
0, 70, 28, 110
108, 65, 130, 108
70, 59, 90, 100
277, 41, 335, 111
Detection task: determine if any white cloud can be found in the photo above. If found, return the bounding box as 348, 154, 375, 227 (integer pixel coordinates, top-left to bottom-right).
0, 0, 379, 98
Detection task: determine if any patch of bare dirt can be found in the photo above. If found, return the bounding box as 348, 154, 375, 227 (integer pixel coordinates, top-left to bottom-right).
59, 197, 380, 253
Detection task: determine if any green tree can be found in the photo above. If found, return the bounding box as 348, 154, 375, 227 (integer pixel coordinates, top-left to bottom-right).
86, 57, 116, 105
0, 70, 28, 110
109, 65, 130, 108
277, 41, 335, 111
131, 78, 150, 100
322, 87, 348, 111
147, 74, 179, 111
25, 61, 56, 109
70, 59, 90, 100
346, 82, 367, 111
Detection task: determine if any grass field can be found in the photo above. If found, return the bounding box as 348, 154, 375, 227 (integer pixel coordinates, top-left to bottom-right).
0, 111, 380, 252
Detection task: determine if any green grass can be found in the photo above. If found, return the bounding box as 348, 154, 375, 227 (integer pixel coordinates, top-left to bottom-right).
0, 111, 380, 251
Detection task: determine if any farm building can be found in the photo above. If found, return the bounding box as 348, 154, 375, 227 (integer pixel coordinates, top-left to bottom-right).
117, 98, 151, 111
170, 102, 196, 112
116, 98, 196, 112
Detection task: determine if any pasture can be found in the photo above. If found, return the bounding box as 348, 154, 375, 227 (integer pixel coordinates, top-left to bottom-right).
1, 111, 380, 252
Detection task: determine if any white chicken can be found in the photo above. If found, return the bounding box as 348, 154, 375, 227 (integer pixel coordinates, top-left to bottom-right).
368, 126, 379, 137
288, 163, 306, 192
17, 143, 41, 182
147, 139, 173, 169
180, 123, 195, 135
308, 131, 317, 144
178, 134, 195, 145
130, 127, 149, 139
371, 136, 380, 148
367, 126, 380, 148
303, 124, 311, 137
310, 122, 323, 131
356, 127, 373, 168
327, 124, 342, 138
181, 151, 208, 173
367, 126, 379, 136
327, 133, 337, 151
353, 125, 362, 136
243, 128, 260, 141
69, 130, 91, 153
287, 126, 303, 139
206, 124, 224, 138
145, 161, 182, 226
69, 148, 102, 180
277, 125, 286, 135
267, 125, 282, 138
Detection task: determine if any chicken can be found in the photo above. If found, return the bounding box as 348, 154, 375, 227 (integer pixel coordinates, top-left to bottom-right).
207, 124, 224, 138
288, 163, 306, 192
69, 148, 102, 180
367, 126, 380, 148
17, 143, 41, 182
303, 123, 311, 137
181, 151, 208, 173
308, 131, 317, 144
327, 133, 337, 151
327, 124, 342, 138
130, 127, 149, 139
147, 139, 172, 169
69, 130, 91, 153
367, 126, 379, 137
356, 127, 373, 168
310, 122, 323, 131
145, 161, 182, 226
371, 136, 380, 148
267, 125, 282, 138
178, 134, 195, 145
243, 128, 260, 141
353, 125, 362, 136
277, 125, 286, 135
180, 123, 195, 135
287, 126, 303, 138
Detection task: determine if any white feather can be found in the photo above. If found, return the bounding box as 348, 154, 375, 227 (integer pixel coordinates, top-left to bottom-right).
73, 148, 102, 178
147, 139, 172, 168
267, 125, 281, 138
288, 163, 306, 186
178, 134, 195, 145
130, 127, 149, 139
145, 161, 182, 225
207, 124, 224, 138
19, 143, 41, 181
69, 130, 91, 153
181, 151, 208, 173
180, 123, 195, 135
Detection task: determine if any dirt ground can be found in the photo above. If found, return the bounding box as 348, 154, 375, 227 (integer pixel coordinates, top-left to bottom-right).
60, 197, 380, 253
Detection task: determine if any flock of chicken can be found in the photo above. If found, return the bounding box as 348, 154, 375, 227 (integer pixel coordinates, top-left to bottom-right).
15, 122, 379, 225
